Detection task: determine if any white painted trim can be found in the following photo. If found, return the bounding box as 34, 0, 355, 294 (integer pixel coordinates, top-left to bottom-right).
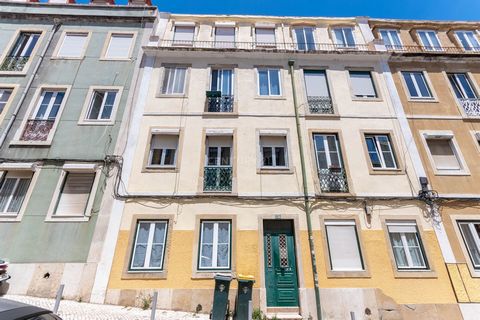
205, 128, 234, 135
0, 163, 35, 170
62, 163, 98, 171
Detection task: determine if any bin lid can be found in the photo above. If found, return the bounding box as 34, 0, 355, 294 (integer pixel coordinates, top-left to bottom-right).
237, 274, 255, 282
214, 273, 232, 281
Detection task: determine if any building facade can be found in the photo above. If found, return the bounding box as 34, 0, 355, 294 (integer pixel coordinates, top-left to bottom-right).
0, 0, 156, 302
103, 13, 463, 319
369, 18, 480, 319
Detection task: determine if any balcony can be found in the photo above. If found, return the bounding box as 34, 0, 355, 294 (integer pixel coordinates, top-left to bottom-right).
307, 96, 334, 114
459, 98, 480, 117
20, 119, 55, 142
318, 168, 349, 193
386, 45, 480, 55
157, 40, 373, 54
203, 166, 233, 192
206, 91, 234, 112
0, 56, 29, 72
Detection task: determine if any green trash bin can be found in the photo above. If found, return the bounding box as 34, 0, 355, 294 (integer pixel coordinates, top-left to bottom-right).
211, 273, 232, 320
235, 275, 255, 320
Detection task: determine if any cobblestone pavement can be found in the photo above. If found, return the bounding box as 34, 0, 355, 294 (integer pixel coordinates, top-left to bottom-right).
4, 295, 210, 320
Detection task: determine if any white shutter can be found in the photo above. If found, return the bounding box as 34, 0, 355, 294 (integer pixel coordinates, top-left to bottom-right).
260, 135, 286, 148
426, 139, 461, 169
215, 27, 235, 42
304, 71, 329, 96
105, 34, 133, 59
326, 224, 363, 271
151, 135, 178, 150
174, 26, 194, 42
57, 33, 88, 58
256, 28, 275, 44
388, 224, 417, 233
55, 173, 95, 216
350, 72, 376, 97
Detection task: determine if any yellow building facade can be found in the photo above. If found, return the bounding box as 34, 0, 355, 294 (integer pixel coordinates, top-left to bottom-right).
98, 13, 480, 320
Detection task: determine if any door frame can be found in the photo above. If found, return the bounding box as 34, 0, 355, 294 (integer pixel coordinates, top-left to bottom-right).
258, 215, 308, 315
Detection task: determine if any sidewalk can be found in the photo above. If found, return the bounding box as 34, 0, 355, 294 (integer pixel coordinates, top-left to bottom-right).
4, 295, 210, 320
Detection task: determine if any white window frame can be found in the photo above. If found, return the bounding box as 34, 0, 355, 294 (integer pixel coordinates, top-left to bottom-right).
53, 30, 90, 59
421, 131, 469, 176
364, 134, 398, 169
147, 133, 179, 168
293, 26, 316, 51
0, 29, 44, 75
447, 72, 478, 100
198, 220, 231, 270
160, 66, 188, 96
259, 134, 289, 169
11, 85, 71, 146
78, 86, 123, 125
332, 27, 356, 48
0, 87, 15, 115
312, 133, 343, 170
387, 221, 428, 270
454, 30, 480, 52
45, 163, 101, 222
401, 71, 435, 100
256, 68, 282, 97
324, 220, 364, 272
378, 29, 403, 49
101, 31, 136, 60
458, 221, 480, 270
417, 30, 443, 51
130, 220, 168, 271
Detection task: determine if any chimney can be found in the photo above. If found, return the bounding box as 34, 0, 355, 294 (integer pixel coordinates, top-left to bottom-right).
129, 0, 151, 5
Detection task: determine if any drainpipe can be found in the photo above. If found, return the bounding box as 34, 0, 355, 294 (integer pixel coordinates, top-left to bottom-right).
0, 20, 62, 148
288, 60, 322, 320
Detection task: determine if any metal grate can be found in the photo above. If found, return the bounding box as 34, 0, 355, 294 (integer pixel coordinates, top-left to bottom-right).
203, 166, 233, 192
318, 168, 349, 193
20, 119, 55, 141
279, 234, 289, 268
206, 95, 234, 112
266, 234, 272, 267
307, 96, 334, 114
460, 98, 480, 117
0, 56, 29, 72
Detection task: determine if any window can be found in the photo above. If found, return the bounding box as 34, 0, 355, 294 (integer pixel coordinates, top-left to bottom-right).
402, 71, 433, 99
0, 171, 32, 215
255, 28, 276, 46
417, 30, 442, 51
458, 221, 480, 269
54, 172, 96, 216
257, 68, 281, 96
0, 89, 13, 114
364, 134, 397, 169
379, 29, 402, 49
313, 134, 343, 170
211, 69, 234, 95
85, 90, 118, 121
333, 27, 356, 48
425, 138, 462, 171
161, 66, 187, 95
20, 89, 66, 142
304, 70, 330, 98
130, 220, 168, 270
260, 135, 288, 168
294, 27, 315, 51
447, 73, 477, 100
455, 31, 480, 52
206, 139, 232, 167
1, 32, 40, 71
56, 32, 88, 58
198, 220, 231, 269
387, 221, 428, 270
325, 220, 364, 271
215, 27, 235, 48
148, 134, 179, 167
173, 26, 195, 46
349, 71, 377, 98
104, 33, 134, 59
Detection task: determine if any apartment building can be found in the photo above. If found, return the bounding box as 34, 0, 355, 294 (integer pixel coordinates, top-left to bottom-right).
103, 13, 462, 319
369, 19, 480, 319
0, 0, 156, 302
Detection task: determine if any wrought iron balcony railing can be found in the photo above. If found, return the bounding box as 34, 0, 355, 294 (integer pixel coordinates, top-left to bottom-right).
158, 40, 372, 53
318, 168, 349, 193
307, 96, 334, 114
203, 166, 233, 192
206, 95, 234, 112
460, 98, 480, 117
0, 56, 30, 72
20, 119, 55, 142
386, 45, 480, 55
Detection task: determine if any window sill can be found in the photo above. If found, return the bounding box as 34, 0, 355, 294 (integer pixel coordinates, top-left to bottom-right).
10, 140, 52, 146
122, 270, 167, 280
191, 270, 233, 279
156, 94, 188, 99
77, 120, 115, 126
407, 97, 439, 103
0, 70, 28, 76
326, 270, 371, 278
369, 168, 405, 175
393, 269, 437, 279
142, 166, 178, 173
254, 96, 286, 100
351, 97, 383, 102
198, 191, 237, 196
202, 112, 239, 118
0, 214, 21, 222
432, 170, 470, 176
99, 57, 132, 61
45, 215, 90, 222
257, 167, 294, 175
51, 56, 84, 60
305, 113, 340, 119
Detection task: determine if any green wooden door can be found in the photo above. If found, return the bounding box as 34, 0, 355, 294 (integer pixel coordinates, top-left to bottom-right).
264, 220, 299, 307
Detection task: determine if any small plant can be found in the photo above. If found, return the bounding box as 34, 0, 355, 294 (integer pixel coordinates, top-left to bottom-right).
252, 308, 263, 320
76, 296, 82, 303
139, 294, 152, 310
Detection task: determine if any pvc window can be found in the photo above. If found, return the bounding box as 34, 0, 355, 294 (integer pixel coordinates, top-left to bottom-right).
198, 220, 231, 270
379, 29, 403, 49
387, 221, 428, 270
0, 171, 32, 215
85, 90, 118, 121
325, 220, 364, 271
402, 71, 433, 99
417, 30, 442, 51
130, 220, 168, 271
260, 135, 288, 168
2, 32, 41, 72
313, 133, 343, 170
162, 66, 187, 95
0, 89, 12, 114
54, 172, 96, 217
333, 27, 356, 48
364, 134, 397, 169
32, 90, 65, 121
349, 71, 377, 98
257, 68, 281, 96
173, 26, 194, 46
455, 31, 480, 52
447, 73, 477, 100
57, 32, 88, 58
205, 136, 232, 167
458, 221, 480, 269
293, 27, 315, 51
148, 134, 178, 167
105, 33, 134, 59
255, 28, 276, 46
425, 138, 462, 171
